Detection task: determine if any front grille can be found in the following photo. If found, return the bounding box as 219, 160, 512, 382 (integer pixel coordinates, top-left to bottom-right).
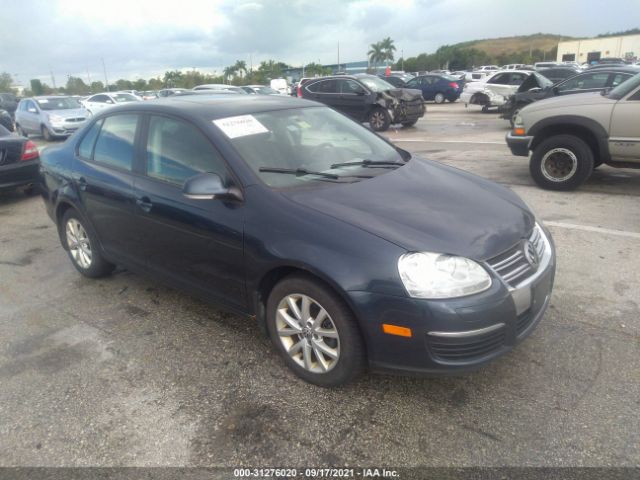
64, 117, 86, 123
427, 326, 506, 362
487, 227, 546, 287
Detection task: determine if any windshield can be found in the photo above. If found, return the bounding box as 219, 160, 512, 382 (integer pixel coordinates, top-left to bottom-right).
607, 72, 640, 99
36, 97, 81, 110
217, 107, 405, 188
113, 93, 137, 102
256, 86, 279, 94
357, 76, 394, 92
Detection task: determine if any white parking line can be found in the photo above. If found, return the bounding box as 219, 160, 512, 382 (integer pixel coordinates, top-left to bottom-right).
544, 221, 640, 240
386, 138, 505, 145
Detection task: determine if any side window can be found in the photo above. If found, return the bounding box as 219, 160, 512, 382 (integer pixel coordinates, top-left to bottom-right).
77, 119, 104, 159
405, 78, 420, 88
312, 80, 337, 94
91, 95, 108, 103
558, 73, 609, 91
146, 116, 228, 186
340, 80, 365, 94
509, 74, 527, 85
93, 114, 138, 171
488, 73, 509, 84
610, 73, 630, 88
628, 88, 640, 101
305, 81, 320, 93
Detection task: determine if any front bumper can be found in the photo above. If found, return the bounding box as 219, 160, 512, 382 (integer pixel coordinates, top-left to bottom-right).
506, 132, 533, 157
0, 160, 40, 190
348, 231, 556, 375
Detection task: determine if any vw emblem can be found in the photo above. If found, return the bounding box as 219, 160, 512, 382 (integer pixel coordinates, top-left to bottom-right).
523, 240, 539, 268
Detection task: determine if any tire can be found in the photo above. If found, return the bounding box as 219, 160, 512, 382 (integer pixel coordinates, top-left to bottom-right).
530, 134, 594, 191
16, 125, 27, 137
266, 274, 366, 387
41, 125, 53, 142
23, 184, 38, 196
401, 119, 418, 128
434, 92, 445, 104
61, 209, 115, 278
368, 108, 391, 132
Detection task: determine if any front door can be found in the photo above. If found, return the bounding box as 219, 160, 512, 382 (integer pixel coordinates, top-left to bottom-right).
609, 86, 640, 161
133, 114, 246, 309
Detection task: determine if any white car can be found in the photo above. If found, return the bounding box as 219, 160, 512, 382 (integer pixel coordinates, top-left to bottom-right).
460, 70, 532, 111
80, 92, 140, 114
270, 78, 289, 95
193, 84, 247, 94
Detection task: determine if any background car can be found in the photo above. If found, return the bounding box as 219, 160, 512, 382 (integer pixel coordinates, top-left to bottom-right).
405, 74, 462, 103
241, 85, 285, 95
15, 96, 90, 141
0, 124, 40, 194
501, 67, 640, 126
141, 91, 158, 100
193, 84, 247, 94
0, 93, 18, 119
0, 109, 13, 131
158, 88, 190, 97
461, 70, 532, 111
300, 74, 424, 131
377, 72, 415, 88
536, 66, 581, 84
80, 92, 140, 115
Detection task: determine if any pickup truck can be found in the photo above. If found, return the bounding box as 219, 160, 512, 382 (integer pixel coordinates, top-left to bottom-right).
506, 73, 640, 190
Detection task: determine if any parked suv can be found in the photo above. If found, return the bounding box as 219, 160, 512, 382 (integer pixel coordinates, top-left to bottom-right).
15, 96, 90, 141
506, 73, 640, 190
300, 74, 425, 131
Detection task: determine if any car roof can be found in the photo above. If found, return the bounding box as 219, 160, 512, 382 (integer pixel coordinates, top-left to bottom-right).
579, 66, 640, 74
91, 94, 317, 121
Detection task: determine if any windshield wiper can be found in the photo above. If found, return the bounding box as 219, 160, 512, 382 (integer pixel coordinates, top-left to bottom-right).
330, 159, 405, 169
259, 167, 339, 179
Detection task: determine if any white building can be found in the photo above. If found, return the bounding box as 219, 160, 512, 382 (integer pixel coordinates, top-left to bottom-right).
557, 34, 640, 64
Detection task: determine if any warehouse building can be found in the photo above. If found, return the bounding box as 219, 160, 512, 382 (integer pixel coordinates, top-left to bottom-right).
557, 34, 640, 64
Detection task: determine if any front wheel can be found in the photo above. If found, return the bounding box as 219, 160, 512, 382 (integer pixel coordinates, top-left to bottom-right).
41, 125, 53, 141
530, 134, 594, 191
368, 108, 391, 132
266, 275, 366, 387
61, 209, 115, 278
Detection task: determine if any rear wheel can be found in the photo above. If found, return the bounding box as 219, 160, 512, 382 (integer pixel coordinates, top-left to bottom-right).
434, 92, 445, 104
266, 275, 366, 387
16, 125, 27, 137
530, 134, 594, 190
368, 108, 391, 132
401, 119, 418, 128
61, 209, 115, 278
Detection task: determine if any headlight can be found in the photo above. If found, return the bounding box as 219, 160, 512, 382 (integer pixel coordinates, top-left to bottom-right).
513, 114, 523, 128
398, 252, 492, 299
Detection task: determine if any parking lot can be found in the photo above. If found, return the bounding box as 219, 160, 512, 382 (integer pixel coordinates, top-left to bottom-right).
0, 101, 639, 467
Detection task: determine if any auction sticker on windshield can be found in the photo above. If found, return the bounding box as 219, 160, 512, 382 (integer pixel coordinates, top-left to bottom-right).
213, 115, 269, 139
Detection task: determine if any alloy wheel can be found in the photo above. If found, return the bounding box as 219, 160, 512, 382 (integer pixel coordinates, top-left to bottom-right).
370, 111, 385, 130
541, 148, 578, 182
275, 294, 340, 373
65, 218, 92, 269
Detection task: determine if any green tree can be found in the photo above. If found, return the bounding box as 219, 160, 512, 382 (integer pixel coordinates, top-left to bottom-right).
163, 70, 184, 88
367, 42, 385, 71
90, 81, 105, 93
30, 79, 45, 95
303, 62, 331, 77
380, 37, 396, 65
0, 72, 14, 93
222, 66, 236, 84
66, 76, 89, 95
234, 60, 247, 80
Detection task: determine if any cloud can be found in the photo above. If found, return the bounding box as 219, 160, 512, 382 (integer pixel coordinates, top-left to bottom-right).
0, 0, 637, 85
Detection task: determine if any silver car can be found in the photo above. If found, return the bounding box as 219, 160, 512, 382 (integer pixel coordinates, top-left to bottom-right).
15, 96, 90, 141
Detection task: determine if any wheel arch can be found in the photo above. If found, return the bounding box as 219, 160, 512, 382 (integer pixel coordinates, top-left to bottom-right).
528, 116, 609, 164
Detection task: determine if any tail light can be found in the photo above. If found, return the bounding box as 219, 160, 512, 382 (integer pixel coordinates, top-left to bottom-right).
449, 82, 459, 89
297, 84, 303, 97
21, 140, 39, 161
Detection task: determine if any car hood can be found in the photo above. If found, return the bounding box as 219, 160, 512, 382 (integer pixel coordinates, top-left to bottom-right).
283, 158, 534, 260
523, 91, 616, 113
46, 108, 89, 119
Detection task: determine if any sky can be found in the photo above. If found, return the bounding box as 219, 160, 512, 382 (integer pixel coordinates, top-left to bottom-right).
0, 0, 637, 86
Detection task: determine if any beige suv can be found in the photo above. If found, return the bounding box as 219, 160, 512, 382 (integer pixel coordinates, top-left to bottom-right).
506, 73, 640, 190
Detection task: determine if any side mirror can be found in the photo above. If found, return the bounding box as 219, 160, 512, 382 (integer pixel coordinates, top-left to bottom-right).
182, 172, 242, 201
28, 107, 37, 113
355, 89, 366, 96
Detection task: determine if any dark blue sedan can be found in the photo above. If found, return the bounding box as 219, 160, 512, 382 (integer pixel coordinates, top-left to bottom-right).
405, 74, 463, 103
38, 95, 555, 386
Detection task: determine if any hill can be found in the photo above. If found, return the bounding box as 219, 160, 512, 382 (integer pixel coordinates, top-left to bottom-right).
458, 33, 576, 57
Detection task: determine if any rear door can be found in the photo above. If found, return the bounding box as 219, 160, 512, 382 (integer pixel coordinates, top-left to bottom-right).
132, 114, 246, 309
609, 85, 640, 161
555, 71, 610, 95
305, 79, 342, 112
72, 113, 141, 265
337, 79, 369, 119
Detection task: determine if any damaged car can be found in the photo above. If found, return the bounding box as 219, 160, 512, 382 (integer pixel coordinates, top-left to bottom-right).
500, 67, 639, 126
460, 70, 532, 112
301, 74, 425, 131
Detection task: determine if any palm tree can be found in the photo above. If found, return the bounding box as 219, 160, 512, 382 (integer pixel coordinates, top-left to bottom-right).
380, 37, 396, 66
367, 42, 385, 72
234, 60, 247, 80
223, 66, 236, 84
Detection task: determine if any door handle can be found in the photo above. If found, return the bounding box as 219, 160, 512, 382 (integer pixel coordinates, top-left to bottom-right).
136, 196, 153, 212
77, 177, 87, 191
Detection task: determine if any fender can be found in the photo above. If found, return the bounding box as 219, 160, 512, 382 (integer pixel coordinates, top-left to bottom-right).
528, 115, 610, 161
